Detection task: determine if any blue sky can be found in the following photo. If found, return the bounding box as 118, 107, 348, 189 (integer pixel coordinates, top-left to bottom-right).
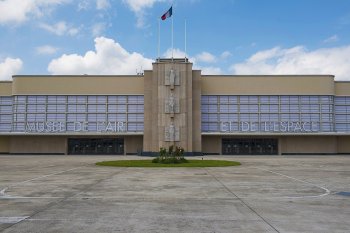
1, 0, 350, 80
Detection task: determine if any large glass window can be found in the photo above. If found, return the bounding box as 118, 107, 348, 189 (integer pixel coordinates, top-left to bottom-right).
9, 95, 144, 133
201, 95, 335, 133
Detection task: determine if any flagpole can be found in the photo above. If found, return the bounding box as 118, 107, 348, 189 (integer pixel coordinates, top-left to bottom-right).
185, 19, 187, 59
158, 19, 160, 60
171, 15, 174, 59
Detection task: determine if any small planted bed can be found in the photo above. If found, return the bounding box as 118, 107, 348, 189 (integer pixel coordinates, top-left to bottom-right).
96, 160, 241, 167
96, 146, 241, 168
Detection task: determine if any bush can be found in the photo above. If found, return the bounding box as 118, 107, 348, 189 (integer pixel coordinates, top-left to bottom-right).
152, 146, 188, 164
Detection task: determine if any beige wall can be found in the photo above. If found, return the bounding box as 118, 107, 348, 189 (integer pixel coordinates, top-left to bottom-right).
8, 136, 143, 155
8, 75, 342, 96
4, 135, 349, 155
143, 60, 201, 154
202, 136, 221, 154
335, 82, 350, 96
125, 136, 143, 155
202, 75, 335, 95
280, 136, 337, 154
192, 70, 202, 152
0, 82, 13, 96
12, 76, 144, 95
143, 70, 153, 152
337, 136, 350, 154
10, 136, 66, 154
3, 67, 350, 156
202, 135, 342, 155
0, 136, 10, 153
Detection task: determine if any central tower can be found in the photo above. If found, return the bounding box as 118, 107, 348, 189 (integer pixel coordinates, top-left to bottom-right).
143, 58, 202, 155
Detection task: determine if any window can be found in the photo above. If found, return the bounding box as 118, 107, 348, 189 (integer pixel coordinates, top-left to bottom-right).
201, 95, 335, 132
8, 95, 144, 133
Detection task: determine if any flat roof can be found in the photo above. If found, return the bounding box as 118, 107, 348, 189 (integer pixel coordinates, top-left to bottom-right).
201, 74, 335, 78
12, 75, 143, 78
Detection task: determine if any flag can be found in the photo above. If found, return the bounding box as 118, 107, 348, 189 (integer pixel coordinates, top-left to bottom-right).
161, 6, 172, 20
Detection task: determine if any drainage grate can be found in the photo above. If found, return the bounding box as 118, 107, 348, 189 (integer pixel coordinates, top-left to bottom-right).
336, 192, 350, 197
0, 216, 29, 224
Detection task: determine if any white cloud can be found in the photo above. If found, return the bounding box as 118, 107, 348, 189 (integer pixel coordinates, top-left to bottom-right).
48, 37, 154, 75
195, 52, 216, 63
163, 48, 188, 59
324, 35, 339, 43
123, 0, 163, 12
123, 0, 165, 28
0, 0, 69, 25
39, 21, 79, 36
92, 23, 106, 37
0, 58, 23, 81
36, 45, 59, 55
78, 0, 90, 11
67, 27, 79, 36
162, 48, 222, 75
220, 51, 232, 59
198, 66, 222, 75
230, 45, 350, 80
247, 46, 284, 63
96, 0, 110, 10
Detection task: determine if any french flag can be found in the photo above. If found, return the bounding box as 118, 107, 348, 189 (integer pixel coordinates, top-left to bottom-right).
161, 6, 172, 20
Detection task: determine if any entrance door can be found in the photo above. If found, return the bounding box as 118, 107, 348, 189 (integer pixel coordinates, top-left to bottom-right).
68, 138, 124, 155
222, 138, 278, 155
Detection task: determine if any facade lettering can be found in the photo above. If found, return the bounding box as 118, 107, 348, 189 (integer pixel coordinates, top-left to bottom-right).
26, 121, 126, 133
220, 121, 320, 133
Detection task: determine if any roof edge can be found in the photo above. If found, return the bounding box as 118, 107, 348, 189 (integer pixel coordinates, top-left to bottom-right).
12, 75, 143, 78
201, 74, 335, 77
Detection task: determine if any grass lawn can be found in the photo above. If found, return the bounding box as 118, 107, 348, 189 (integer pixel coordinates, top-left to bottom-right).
96, 160, 241, 167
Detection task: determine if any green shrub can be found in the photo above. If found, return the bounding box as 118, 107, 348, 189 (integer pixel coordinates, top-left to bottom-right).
152, 145, 188, 164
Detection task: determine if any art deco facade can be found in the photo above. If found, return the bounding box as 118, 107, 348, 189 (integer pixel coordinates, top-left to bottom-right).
0, 58, 349, 155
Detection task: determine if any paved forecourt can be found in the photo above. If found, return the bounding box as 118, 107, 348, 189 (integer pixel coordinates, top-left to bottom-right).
0, 155, 349, 233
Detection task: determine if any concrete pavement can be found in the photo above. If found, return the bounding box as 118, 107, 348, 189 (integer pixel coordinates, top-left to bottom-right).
0, 155, 349, 233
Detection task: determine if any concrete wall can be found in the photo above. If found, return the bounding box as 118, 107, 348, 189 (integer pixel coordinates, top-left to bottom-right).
143, 70, 153, 152
143, 60, 201, 154
2, 66, 349, 156
0, 136, 10, 153
3, 135, 349, 155
192, 70, 202, 153
202, 75, 335, 95
337, 136, 350, 154
8, 136, 143, 155
280, 136, 337, 154
335, 82, 350, 95
202, 136, 221, 154
12, 76, 144, 95
0, 81, 12, 96
8, 75, 340, 96
10, 136, 67, 154
125, 136, 143, 155
202, 135, 342, 155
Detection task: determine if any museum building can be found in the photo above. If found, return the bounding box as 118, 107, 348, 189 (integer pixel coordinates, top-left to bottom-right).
0, 58, 350, 155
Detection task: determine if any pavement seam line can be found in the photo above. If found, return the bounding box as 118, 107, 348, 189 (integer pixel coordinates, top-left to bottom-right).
0, 168, 127, 232
256, 167, 331, 198
25, 169, 125, 221
204, 168, 281, 233
0, 187, 8, 196
0, 167, 82, 198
